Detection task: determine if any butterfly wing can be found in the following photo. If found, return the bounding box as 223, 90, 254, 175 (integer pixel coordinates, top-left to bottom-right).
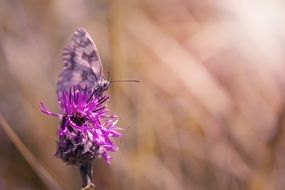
57, 28, 105, 96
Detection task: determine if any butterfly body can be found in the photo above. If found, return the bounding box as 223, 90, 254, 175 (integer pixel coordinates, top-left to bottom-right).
57, 28, 108, 97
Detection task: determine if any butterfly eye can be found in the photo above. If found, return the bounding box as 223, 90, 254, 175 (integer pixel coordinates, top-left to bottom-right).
102, 81, 109, 90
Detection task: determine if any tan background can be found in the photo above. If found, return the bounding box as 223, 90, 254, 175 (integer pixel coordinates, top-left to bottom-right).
1, 0, 285, 189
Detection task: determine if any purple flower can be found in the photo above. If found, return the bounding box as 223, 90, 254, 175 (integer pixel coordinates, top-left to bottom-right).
40, 87, 121, 165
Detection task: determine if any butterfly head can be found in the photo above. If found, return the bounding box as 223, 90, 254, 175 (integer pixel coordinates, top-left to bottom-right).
93, 79, 109, 97
100, 80, 110, 91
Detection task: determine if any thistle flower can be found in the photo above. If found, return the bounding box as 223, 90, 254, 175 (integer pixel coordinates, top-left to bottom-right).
40, 87, 121, 165
41, 28, 123, 188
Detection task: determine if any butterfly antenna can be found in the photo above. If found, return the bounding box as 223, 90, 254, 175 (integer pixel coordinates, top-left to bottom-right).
109, 80, 140, 83
107, 72, 110, 81
107, 71, 140, 83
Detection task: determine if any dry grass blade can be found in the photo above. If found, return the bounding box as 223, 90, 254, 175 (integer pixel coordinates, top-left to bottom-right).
124, 9, 232, 117
0, 113, 64, 190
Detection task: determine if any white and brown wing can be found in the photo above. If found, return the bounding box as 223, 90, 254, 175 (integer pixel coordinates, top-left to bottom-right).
57, 28, 106, 96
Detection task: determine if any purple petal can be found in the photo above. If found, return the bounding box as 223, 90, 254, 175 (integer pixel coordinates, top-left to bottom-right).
40, 102, 61, 118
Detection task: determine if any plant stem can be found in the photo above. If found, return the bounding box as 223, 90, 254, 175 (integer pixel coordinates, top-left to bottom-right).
80, 161, 94, 189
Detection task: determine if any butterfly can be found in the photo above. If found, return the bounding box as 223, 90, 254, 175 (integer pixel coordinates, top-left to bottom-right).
57, 28, 109, 97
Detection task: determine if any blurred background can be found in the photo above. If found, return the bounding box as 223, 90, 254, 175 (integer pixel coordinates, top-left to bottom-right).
1, 0, 285, 189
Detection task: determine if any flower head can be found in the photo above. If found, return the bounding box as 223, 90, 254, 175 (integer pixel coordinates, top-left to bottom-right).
40, 87, 121, 165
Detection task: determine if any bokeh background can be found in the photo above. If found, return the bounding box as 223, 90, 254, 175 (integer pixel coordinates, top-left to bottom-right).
1, 0, 285, 189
